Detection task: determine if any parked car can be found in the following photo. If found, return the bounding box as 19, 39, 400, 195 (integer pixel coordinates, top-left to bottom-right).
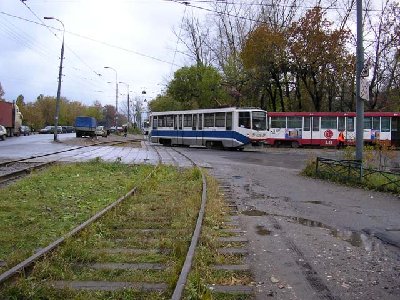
95, 126, 108, 137
39, 126, 63, 134
20, 125, 31, 136
39, 126, 53, 134
62, 126, 75, 133
0, 125, 6, 140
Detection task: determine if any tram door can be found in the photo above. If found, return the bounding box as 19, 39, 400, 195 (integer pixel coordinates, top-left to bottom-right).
392, 116, 400, 146
192, 114, 203, 146
302, 117, 312, 144
311, 116, 320, 145
174, 115, 183, 145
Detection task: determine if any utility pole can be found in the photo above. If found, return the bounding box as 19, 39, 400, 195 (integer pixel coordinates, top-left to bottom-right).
44, 17, 64, 142
355, 0, 364, 161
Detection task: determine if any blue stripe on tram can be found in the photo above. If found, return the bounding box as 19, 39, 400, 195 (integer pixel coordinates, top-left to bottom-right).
151, 130, 250, 145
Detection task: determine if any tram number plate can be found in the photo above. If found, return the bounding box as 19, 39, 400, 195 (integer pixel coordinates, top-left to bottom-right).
324, 140, 333, 145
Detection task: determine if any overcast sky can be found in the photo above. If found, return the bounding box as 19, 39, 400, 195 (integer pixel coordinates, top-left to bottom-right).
0, 0, 202, 106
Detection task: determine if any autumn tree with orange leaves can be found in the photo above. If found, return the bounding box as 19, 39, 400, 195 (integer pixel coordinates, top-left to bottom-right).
288, 7, 354, 112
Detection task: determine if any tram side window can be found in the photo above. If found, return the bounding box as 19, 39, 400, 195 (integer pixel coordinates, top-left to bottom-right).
215, 112, 225, 127
321, 117, 337, 129
372, 117, 380, 130
347, 117, 355, 131
287, 117, 302, 128
381, 117, 390, 132
158, 116, 165, 127
192, 114, 197, 130
198, 114, 203, 130
312, 117, 319, 131
175, 115, 182, 130
364, 117, 372, 129
152, 116, 157, 129
303, 117, 310, 131
338, 117, 345, 131
226, 112, 232, 130
166, 115, 174, 127
239, 112, 251, 129
204, 113, 215, 127
270, 117, 286, 128
184, 114, 192, 128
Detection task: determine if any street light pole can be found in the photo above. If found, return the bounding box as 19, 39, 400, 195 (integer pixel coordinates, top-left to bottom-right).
355, 0, 364, 162
119, 82, 130, 128
44, 16, 64, 142
104, 66, 118, 129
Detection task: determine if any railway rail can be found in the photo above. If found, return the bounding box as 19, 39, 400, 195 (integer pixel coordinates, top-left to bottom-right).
0, 140, 130, 186
0, 144, 210, 299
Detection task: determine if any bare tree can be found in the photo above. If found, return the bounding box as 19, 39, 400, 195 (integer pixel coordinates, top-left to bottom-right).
364, 0, 400, 109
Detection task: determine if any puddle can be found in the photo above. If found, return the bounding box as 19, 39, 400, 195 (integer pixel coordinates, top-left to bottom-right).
287, 216, 374, 251
232, 175, 242, 179
242, 209, 267, 216
256, 225, 271, 236
304, 201, 322, 205
243, 210, 376, 251
288, 216, 330, 230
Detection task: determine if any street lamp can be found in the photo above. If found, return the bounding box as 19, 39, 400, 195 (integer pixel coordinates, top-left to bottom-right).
104, 66, 118, 129
119, 81, 130, 128
44, 16, 64, 142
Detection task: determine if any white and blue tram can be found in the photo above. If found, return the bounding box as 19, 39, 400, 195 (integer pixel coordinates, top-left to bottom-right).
149, 107, 268, 149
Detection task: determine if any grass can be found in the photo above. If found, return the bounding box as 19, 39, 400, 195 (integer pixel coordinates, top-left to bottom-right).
302, 155, 400, 194
0, 163, 204, 299
0, 160, 154, 272
0, 162, 251, 299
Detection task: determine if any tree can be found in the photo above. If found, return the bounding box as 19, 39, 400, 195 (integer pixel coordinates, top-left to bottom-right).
241, 24, 288, 111
288, 7, 352, 111
148, 94, 183, 112
16, 95, 25, 108
167, 65, 229, 109
364, 0, 400, 110
102, 105, 116, 128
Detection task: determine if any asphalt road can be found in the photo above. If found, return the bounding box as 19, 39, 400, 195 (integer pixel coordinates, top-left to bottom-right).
185, 146, 400, 300
1, 135, 399, 299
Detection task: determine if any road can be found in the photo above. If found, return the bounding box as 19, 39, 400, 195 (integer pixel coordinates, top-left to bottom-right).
1, 135, 399, 299
187, 146, 400, 300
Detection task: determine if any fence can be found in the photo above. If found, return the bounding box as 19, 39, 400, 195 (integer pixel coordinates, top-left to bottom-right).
315, 157, 400, 193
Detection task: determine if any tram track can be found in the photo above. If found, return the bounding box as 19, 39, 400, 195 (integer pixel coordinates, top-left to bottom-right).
0, 140, 128, 187
0, 144, 210, 299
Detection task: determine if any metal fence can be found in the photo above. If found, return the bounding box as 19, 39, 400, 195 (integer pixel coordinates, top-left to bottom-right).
315, 157, 400, 193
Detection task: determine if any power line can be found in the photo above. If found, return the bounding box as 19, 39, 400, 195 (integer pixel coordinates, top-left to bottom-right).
168, 0, 385, 20
0, 10, 182, 68
19, 0, 103, 79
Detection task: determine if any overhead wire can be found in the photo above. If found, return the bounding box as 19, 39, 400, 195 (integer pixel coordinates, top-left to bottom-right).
0, 11, 182, 67
19, 0, 105, 86
170, 3, 188, 74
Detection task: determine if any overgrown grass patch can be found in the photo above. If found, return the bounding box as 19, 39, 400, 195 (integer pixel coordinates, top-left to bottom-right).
1, 165, 203, 299
0, 160, 154, 272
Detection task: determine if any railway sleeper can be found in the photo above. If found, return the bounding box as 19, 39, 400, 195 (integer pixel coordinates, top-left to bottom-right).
74, 262, 166, 271
48, 280, 168, 292
207, 284, 254, 295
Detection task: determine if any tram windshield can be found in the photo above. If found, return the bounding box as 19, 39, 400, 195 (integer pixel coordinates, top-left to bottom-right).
252, 111, 267, 131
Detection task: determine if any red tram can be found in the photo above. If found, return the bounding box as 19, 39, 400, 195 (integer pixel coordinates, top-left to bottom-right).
265, 112, 400, 148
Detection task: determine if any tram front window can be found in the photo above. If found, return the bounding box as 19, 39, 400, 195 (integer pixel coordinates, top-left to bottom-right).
239, 112, 251, 129
252, 111, 267, 130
